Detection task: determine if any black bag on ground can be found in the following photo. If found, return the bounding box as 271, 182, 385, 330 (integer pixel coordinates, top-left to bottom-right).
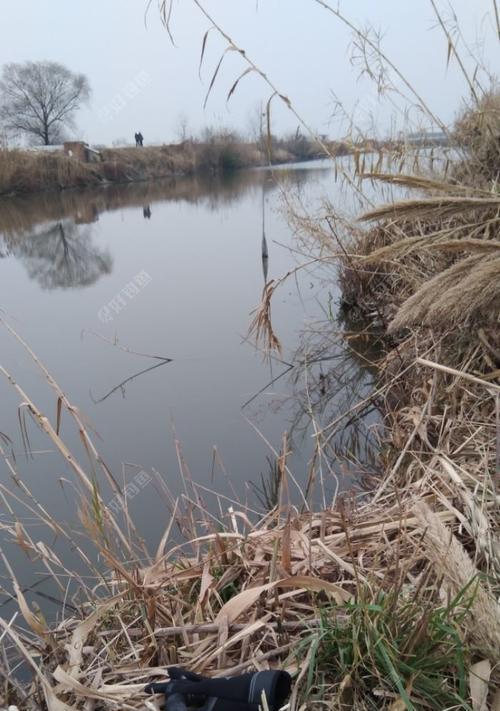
144, 667, 292, 711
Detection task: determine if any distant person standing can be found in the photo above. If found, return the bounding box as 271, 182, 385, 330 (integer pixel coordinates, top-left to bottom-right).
137, 131, 144, 146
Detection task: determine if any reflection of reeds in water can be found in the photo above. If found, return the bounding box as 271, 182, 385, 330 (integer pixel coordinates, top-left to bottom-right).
261, 187, 269, 283
275, 317, 384, 496
261, 234, 269, 283
0, 163, 329, 238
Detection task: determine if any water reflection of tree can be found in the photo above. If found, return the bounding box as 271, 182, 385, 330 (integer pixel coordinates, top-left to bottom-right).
11, 221, 112, 289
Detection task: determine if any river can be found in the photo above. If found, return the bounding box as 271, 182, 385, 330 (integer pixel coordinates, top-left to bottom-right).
0, 160, 380, 619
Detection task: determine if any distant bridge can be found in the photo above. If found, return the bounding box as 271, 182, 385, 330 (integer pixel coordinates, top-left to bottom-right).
404, 131, 450, 147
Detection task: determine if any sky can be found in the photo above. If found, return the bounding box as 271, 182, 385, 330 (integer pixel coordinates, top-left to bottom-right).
0, 0, 498, 146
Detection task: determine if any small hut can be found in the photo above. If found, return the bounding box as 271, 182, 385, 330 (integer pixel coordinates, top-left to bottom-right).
63, 141, 102, 163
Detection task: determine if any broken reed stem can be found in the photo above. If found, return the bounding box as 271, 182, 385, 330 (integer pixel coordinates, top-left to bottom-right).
97, 619, 326, 637
417, 357, 500, 393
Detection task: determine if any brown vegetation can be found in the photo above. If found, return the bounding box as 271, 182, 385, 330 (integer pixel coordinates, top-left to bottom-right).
0, 144, 201, 196
453, 87, 500, 184
245, 88, 500, 707
0, 132, 330, 197
0, 130, 385, 198
329, 93, 500, 707
0, 148, 102, 195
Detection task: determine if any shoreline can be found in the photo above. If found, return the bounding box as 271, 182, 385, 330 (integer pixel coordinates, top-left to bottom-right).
0, 141, 330, 199
0, 136, 413, 199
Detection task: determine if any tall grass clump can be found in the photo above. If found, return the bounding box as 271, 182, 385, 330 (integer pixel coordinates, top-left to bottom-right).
453, 86, 500, 185
306, 58, 500, 711
0, 148, 99, 195
195, 128, 255, 174
304, 584, 473, 710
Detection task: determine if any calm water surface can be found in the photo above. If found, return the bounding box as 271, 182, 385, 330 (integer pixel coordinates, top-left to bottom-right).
0, 161, 379, 615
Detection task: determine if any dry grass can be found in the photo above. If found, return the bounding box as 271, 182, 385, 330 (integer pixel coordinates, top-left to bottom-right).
0, 314, 498, 710
0, 144, 202, 197
304, 84, 500, 708
0, 142, 258, 197
453, 87, 500, 185
248, 280, 283, 355
340, 169, 500, 332
389, 254, 500, 331
0, 148, 100, 196
0, 136, 326, 198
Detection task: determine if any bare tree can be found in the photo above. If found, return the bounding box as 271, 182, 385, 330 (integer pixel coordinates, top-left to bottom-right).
0, 61, 90, 145
175, 112, 190, 142
247, 102, 265, 144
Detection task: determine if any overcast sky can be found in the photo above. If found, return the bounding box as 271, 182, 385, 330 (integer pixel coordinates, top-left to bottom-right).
1, 1, 498, 145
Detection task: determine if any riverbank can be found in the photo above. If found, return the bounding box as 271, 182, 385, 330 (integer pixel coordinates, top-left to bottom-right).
0, 137, 332, 197
0, 134, 403, 198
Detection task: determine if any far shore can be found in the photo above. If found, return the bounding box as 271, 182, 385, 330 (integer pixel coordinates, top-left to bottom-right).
0, 134, 411, 198
0, 138, 332, 198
